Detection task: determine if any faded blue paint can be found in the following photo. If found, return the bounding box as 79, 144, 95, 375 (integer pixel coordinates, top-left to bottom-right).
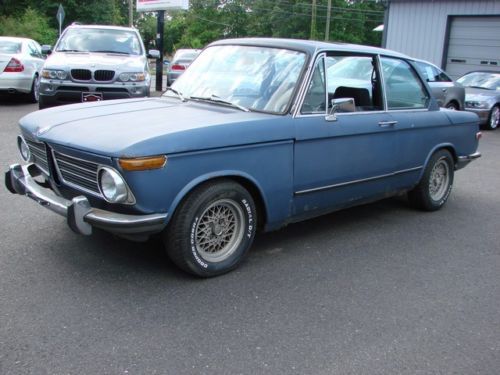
15, 38, 481, 234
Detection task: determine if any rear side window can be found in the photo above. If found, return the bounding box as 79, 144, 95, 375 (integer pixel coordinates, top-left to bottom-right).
416, 61, 452, 83
0, 41, 22, 54
382, 57, 430, 110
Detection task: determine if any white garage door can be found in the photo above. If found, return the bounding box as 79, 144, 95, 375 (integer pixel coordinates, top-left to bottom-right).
445, 16, 500, 79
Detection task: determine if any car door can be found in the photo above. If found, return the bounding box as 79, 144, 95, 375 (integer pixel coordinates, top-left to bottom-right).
293, 53, 399, 218
380, 57, 450, 190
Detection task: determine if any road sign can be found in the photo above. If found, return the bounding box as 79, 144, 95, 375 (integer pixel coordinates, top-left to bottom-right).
137, 0, 188, 12
56, 4, 65, 35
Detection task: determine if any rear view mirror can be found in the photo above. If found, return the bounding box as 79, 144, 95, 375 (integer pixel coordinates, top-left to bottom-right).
41, 45, 52, 55
148, 49, 160, 59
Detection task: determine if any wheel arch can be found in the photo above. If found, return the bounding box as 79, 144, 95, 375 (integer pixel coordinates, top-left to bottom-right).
165, 171, 269, 230
417, 143, 457, 181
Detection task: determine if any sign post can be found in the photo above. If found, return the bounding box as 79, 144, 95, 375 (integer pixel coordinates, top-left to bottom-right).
56, 4, 65, 36
156, 10, 165, 92
136, 0, 189, 92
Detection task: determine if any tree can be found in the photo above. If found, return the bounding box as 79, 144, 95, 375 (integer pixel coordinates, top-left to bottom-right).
0, 8, 57, 45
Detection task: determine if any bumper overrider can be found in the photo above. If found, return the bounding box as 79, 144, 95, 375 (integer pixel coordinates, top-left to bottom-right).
455, 151, 482, 170
5, 163, 167, 238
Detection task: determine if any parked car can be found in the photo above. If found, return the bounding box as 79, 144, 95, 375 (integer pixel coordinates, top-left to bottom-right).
456, 71, 500, 130
414, 59, 465, 110
5, 38, 481, 277
166, 48, 200, 86
38, 24, 160, 109
0, 36, 45, 102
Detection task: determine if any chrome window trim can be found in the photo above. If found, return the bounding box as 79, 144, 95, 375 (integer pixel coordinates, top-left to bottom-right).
295, 166, 423, 195
51, 149, 103, 198
293, 52, 326, 118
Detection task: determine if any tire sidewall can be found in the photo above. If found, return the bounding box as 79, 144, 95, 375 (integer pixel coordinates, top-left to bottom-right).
488, 105, 499, 130
185, 186, 256, 276
423, 150, 454, 209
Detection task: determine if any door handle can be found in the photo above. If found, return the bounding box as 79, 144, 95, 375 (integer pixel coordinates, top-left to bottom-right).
378, 120, 398, 127
442, 88, 447, 92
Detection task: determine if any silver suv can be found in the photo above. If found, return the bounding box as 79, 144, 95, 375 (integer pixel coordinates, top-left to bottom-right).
39, 24, 159, 109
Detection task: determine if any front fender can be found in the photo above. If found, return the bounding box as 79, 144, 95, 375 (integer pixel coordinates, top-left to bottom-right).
164, 170, 270, 228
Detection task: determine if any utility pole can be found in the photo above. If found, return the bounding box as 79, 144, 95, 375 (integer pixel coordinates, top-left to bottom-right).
325, 0, 332, 41
310, 0, 317, 40
155, 10, 165, 91
128, 0, 133, 27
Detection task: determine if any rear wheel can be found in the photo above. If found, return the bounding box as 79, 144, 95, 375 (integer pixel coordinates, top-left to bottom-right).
445, 101, 458, 110
164, 180, 257, 277
28, 75, 39, 103
486, 105, 499, 130
408, 149, 454, 211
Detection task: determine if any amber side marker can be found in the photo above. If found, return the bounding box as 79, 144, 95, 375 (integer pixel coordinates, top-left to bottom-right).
119, 155, 167, 171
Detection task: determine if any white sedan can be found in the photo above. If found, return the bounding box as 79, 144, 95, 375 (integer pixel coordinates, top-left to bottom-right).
0, 36, 45, 102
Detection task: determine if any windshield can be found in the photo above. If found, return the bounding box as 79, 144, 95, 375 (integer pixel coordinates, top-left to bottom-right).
0, 40, 22, 54
457, 72, 500, 91
169, 45, 307, 113
56, 28, 142, 55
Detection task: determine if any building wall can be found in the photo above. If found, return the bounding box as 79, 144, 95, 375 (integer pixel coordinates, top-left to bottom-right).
385, 0, 500, 68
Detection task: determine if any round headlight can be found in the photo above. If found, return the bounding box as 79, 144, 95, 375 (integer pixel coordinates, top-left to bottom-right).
98, 167, 128, 203
119, 73, 130, 82
49, 70, 58, 79
56, 71, 67, 80
17, 135, 31, 162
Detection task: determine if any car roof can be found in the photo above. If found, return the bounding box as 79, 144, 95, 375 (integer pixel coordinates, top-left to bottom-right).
0, 36, 33, 43
64, 24, 139, 33
209, 37, 409, 59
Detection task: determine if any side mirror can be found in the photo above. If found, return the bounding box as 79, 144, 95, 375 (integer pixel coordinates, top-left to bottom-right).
41, 45, 52, 55
148, 49, 160, 59
326, 98, 355, 121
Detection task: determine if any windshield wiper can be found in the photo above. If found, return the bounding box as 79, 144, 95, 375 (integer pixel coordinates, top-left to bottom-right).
164, 87, 187, 102
190, 94, 250, 112
93, 50, 130, 55
468, 85, 491, 90
58, 49, 87, 53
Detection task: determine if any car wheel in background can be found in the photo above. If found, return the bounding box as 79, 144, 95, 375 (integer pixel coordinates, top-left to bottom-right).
164, 179, 257, 277
446, 102, 458, 110
408, 149, 454, 211
486, 105, 499, 130
28, 75, 40, 103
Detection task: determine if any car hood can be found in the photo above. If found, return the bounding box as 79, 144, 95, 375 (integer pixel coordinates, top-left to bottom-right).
44, 51, 146, 70
464, 87, 500, 103
19, 97, 291, 157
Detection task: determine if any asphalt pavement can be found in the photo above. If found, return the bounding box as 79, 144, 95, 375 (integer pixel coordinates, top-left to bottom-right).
0, 99, 499, 374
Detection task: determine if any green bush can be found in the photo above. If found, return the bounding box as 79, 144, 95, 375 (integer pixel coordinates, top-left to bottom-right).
0, 8, 58, 45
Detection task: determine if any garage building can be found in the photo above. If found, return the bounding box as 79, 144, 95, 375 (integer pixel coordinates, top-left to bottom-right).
384, 0, 500, 79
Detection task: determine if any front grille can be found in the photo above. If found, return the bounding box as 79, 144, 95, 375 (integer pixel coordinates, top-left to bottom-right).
94, 70, 114, 81
26, 140, 49, 175
71, 69, 92, 81
53, 151, 101, 195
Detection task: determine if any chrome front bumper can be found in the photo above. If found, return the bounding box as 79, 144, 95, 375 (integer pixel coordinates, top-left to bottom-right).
456, 151, 481, 170
5, 163, 167, 237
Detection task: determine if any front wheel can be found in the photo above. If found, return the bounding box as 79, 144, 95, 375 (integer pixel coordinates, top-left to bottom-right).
408, 149, 454, 211
163, 180, 257, 277
486, 105, 499, 130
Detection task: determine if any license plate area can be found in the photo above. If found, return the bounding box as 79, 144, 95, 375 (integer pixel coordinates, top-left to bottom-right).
82, 92, 103, 102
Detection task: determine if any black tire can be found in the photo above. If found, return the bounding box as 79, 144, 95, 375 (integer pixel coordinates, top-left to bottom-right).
164, 179, 257, 277
38, 96, 50, 110
408, 149, 454, 211
28, 75, 39, 103
485, 105, 499, 130
445, 101, 458, 110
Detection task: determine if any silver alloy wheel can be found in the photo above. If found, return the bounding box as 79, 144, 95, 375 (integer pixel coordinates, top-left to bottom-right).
490, 106, 499, 129
195, 198, 245, 263
428, 157, 450, 201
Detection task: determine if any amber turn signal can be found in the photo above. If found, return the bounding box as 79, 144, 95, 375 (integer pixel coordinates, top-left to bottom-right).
119, 155, 167, 171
